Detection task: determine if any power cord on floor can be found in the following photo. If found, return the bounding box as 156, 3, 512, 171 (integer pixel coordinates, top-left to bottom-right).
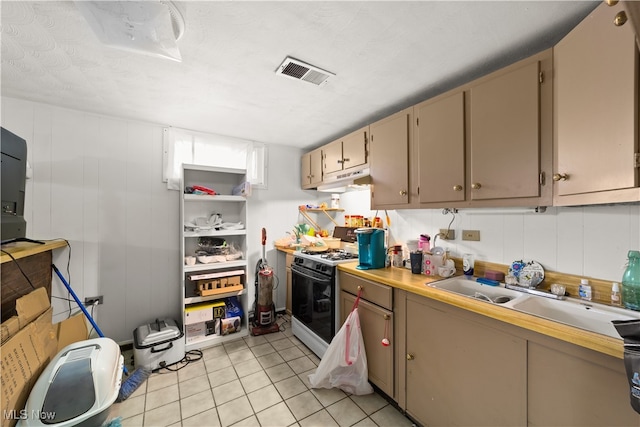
155, 350, 204, 373
276, 313, 290, 332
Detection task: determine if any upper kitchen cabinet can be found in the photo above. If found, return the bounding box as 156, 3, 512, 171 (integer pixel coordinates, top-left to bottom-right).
369, 108, 413, 208
301, 148, 323, 189
553, 2, 639, 206
415, 91, 466, 206
467, 49, 553, 206
323, 126, 368, 176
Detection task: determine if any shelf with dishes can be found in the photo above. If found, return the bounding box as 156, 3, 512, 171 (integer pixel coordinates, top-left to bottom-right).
183, 259, 247, 273
181, 165, 250, 352
184, 229, 246, 238
184, 194, 247, 203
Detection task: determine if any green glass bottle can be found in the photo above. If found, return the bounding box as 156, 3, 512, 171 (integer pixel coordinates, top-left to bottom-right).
622, 250, 640, 311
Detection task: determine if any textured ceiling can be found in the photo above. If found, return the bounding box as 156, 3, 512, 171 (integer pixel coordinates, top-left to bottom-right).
1, 1, 598, 149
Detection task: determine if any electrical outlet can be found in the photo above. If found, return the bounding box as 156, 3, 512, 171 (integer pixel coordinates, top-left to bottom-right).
439, 229, 455, 240
462, 230, 480, 241
84, 296, 103, 305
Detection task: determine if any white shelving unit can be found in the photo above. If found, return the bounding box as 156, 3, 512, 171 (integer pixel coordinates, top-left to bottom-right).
180, 164, 250, 351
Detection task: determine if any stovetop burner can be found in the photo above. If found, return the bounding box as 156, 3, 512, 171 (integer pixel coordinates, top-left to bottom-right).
320, 250, 359, 261
294, 249, 359, 266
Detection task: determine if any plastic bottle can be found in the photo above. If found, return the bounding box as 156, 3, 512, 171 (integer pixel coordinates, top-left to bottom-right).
578, 279, 592, 301
611, 282, 621, 307
622, 250, 640, 310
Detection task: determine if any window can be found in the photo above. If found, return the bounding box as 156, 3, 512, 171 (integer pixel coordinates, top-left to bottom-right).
163, 127, 267, 190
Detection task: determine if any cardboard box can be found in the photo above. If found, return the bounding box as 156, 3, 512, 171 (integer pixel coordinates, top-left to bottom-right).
185, 303, 214, 325
0, 288, 89, 427
56, 311, 89, 352
184, 301, 226, 325
1, 288, 57, 427
185, 322, 206, 343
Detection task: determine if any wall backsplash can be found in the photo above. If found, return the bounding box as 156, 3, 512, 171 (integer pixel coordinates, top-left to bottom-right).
336, 188, 640, 285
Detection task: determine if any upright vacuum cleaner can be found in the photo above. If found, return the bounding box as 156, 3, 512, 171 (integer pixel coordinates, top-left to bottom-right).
251, 228, 280, 335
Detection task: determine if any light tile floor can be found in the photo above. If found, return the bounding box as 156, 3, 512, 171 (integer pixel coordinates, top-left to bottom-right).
110, 321, 415, 427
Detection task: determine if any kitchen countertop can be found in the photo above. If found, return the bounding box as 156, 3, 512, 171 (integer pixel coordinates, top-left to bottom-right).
0, 239, 68, 263
338, 261, 624, 359
275, 245, 297, 255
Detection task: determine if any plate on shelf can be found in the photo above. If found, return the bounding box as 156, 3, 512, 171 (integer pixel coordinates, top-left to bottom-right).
509, 259, 544, 288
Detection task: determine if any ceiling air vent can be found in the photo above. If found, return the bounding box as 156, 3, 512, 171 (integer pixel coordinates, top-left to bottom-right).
276, 57, 334, 86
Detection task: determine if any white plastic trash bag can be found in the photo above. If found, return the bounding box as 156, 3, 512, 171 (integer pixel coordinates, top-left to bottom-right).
308, 304, 374, 395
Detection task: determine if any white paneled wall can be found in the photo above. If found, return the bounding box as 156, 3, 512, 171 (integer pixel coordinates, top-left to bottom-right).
2, 97, 318, 343
339, 189, 640, 283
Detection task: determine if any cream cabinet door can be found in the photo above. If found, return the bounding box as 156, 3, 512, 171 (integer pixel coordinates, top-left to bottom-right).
341, 127, 367, 170
416, 91, 465, 204
340, 291, 393, 398
309, 149, 323, 186
323, 140, 343, 175
405, 294, 526, 427
301, 148, 323, 188
369, 108, 412, 208
300, 152, 311, 187
554, 2, 638, 199
469, 59, 541, 201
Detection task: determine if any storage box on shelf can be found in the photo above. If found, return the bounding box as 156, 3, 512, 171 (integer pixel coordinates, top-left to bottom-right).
181, 164, 250, 351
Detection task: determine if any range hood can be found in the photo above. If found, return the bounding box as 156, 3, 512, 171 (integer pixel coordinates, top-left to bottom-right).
316, 165, 371, 192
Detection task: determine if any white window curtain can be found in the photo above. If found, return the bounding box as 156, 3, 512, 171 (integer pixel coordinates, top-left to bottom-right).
163, 127, 267, 190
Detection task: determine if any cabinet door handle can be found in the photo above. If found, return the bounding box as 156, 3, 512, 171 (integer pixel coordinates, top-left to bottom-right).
471, 183, 481, 190
407, 353, 415, 360
453, 185, 463, 192
614, 11, 627, 26
337, 159, 343, 164
343, 158, 350, 163
399, 190, 408, 196
383, 314, 390, 320
552, 173, 569, 181
357, 285, 363, 291
604, 0, 619, 5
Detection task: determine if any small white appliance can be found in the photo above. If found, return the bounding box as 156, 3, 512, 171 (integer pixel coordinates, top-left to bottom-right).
133, 318, 185, 370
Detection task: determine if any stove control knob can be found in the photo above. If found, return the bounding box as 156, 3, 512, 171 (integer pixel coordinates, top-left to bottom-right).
321, 265, 328, 272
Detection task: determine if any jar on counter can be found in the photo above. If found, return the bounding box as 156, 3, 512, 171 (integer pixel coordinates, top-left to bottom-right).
622, 250, 640, 310
373, 217, 383, 228
391, 245, 403, 267
344, 215, 351, 226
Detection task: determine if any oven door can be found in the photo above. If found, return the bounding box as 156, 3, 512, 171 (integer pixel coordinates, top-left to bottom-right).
291, 264, 335, 344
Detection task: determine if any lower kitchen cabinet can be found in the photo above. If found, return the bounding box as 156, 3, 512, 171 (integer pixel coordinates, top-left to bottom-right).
340, 291, 394, 397
404, 293, 527, 426
528, 337, 638, 426
397, 291, 640, 426
339, 271, 394, 398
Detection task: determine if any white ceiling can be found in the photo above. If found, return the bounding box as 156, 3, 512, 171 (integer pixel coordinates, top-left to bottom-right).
1, 1, 598, 149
